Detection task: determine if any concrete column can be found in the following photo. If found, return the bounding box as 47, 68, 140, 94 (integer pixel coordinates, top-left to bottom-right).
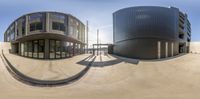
86, 21, 89, 54
46, 13, 50, 32
45, 39, 49, 59
171, 42, 174, 56
157, 41, 161, 59
25, 15, 28, 35
165, 42, 168, 58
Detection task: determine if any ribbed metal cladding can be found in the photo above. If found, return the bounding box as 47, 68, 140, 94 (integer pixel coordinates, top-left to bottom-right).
113, 6, 185, 59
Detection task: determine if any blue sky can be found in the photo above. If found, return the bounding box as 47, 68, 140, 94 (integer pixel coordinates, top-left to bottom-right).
0, 0, 199, 47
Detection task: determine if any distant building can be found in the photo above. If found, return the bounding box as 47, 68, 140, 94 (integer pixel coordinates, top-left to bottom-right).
113, 6, 191, 59
4, 12, 85, 59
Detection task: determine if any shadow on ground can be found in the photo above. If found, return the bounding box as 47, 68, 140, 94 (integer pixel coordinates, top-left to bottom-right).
77, 54, 139, 67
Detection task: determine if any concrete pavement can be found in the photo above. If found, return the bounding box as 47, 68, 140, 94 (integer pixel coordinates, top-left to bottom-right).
4, 53, 92, 81
1, 42, 200, 98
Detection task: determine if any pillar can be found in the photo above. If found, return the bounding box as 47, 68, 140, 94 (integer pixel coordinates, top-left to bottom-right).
45, 39, 49, 59
46, 13, 50, 32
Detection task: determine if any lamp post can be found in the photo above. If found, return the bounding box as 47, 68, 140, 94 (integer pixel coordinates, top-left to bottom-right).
86, 21, 89, 54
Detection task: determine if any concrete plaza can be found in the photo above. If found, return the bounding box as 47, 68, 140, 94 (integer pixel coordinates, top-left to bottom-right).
4, 53, 92, 81
1, 42, 200, 98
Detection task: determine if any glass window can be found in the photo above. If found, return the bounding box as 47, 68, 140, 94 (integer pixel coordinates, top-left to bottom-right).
22, 27, 25, 35
20, 40, 45, 59
16, 17, 26, 36
22, 19, 26, 36
68, 17, 79, 39
10, 32, 15, 40
66, 42, 70, 57
17, 29, 19, 36
6, 31, 10, 41
30, 24, 34, 31
69, 42, 74, 57
36, 22, 43, 30
28, 41, 33, 57
69, 26, 73, 36
50, 40, 55, 59
29, 13, 43, 21
51, 13, 65, 20
30, 22, 43, 31
10, 25, 15, 40
38, 40, 44, 59
52, 22, 65, 31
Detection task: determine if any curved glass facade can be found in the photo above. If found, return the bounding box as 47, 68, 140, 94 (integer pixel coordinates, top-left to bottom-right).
4, 12, 85, 59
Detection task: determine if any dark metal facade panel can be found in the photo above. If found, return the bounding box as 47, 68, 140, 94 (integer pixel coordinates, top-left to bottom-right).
113, 6, 190, 59
113, 6, 179, 43
113, 38, 179, 59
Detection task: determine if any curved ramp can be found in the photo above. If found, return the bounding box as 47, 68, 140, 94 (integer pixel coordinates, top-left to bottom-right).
1, 50, 95, 87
